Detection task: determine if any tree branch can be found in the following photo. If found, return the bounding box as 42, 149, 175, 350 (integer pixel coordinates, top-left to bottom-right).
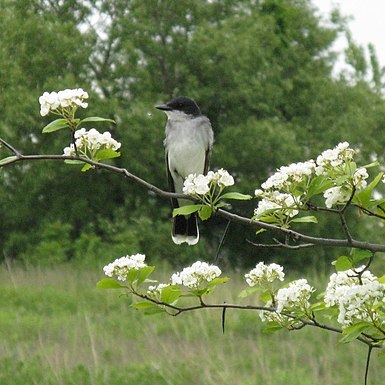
2, 139, 385, 253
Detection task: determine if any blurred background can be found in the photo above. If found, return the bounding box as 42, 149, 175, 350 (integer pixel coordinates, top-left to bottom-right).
1, 1, 385, 383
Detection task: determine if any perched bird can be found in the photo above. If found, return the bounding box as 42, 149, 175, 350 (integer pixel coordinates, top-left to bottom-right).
155, 96, 214, 245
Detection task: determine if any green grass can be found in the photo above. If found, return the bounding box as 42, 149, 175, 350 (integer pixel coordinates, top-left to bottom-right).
0, 262, 384, 385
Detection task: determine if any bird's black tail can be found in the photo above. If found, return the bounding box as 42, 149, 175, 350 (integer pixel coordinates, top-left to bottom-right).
172, 214, 199, 245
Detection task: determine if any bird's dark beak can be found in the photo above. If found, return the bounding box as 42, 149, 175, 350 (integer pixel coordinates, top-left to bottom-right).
155, 103, 172, 111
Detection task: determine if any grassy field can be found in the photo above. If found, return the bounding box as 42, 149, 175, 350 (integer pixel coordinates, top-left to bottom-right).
0, 261, 384, 385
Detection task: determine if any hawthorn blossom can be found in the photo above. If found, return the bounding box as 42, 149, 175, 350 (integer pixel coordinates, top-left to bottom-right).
63, 128, 121, 156
171, 261, 221, 289
315, 142, 355, 175
39, 88, 88, 116
182, 169, 234, 196
254, 191, 299, 217
323, 186, 351, 208
103, 254, 147, 281
147, 283, 169, 298
275, 279, 314, 313
245, 262, 285, 287
353, 167, 369, 189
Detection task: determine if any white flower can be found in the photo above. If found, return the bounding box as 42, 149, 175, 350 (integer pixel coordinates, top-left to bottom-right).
245, 262, 285, 287
262, 171, 289, 190
324, 267, 376, 307
254, 197, 280, 216
315, 142, 355, 175
171, 261, 221, 289
255, 191, 299, 217
325, 268, 385, 329
323, 186, 351, 208
103, 254, 147, 281
39, 88, 88, 116
194, 174, 211, 195
63, 128, 121, 157
275, 279, 314, 313
217, 168, 235, 187
147, 283, 169, 298
353, 167, 369, 190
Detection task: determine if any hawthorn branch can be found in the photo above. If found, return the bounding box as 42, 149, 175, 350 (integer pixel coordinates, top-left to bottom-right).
2, 138, 385, 253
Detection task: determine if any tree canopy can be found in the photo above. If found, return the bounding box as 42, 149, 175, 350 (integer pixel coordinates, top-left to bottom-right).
1, 0, 385, 267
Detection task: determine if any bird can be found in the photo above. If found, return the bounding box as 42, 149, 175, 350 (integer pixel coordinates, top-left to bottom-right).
155, 96, 214, 245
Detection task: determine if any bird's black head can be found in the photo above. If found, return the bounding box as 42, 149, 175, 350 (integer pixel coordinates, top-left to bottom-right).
155, 96, 201, 117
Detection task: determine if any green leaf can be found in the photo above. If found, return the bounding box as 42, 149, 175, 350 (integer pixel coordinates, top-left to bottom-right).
350, 249, 372, 265
78, 116, 116, 126
220, 192, 252, 200
96, 278, 126, 289
306, 175, 334, 198
255, 228, 267, 236
238, 286, 259, 298
95, 149, 121, 161
340, 322, 372, 344
136, 266, 155, 286
333, 256, 353, 271
42, 118, 69, 133
206, 277, 230, 288
144, 307, 165, 315
0, 156, 17, 165
161, 285, 182, 304
173, 205, 203, 217
64, 159, 84, 165
354, 172, 384, 206
198, 205, 213, 220
378, 274, 385, 284
290, 216, 318, 224
126, 269, 139, 284
131, 301, 156, 310
81, 163, 93, 172
362, 160, 379, 169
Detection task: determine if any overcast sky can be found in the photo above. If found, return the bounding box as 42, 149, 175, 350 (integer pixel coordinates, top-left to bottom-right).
312, 0, 385, 68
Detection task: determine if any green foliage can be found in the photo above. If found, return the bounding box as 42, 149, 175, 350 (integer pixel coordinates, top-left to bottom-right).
2, 0, 385, 268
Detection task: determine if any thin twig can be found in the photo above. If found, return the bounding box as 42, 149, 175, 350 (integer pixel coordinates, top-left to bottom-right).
365, 345, 373, 385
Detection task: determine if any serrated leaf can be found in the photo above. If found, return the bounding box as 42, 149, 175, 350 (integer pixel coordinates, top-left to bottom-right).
136, 266, 155, 286
198, 205, 213, 220
173, 205, 203, 217
131, 301, 156, 310
0, 156, 17, 165
161, 285, 182, 304
220, 192, 252, 200
334, 256, 353, 271
95, 149, 121, 161
78, 116, 116, 126
340, 322, 371, 343
42, 118, 69, 133
291, 216, 318, 224
96, 278, 126, 289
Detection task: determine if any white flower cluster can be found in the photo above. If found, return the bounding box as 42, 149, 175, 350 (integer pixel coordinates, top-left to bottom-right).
324, 267, 385, 328
254, 191, 299, 218
147, 283, 169, 298
245, 262, 285, 287
261, 160, 315, 190
183, 169, 234, 196
171, 261, 221, 289
39, 88, 89, 116
255, 142, 369, 214
254, 161, 315, 219
275, 279, 314, 313
63, 128, 121, 156
323, 186, 351, 209
103, 254, 147, 281
315, 142, 355, 175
